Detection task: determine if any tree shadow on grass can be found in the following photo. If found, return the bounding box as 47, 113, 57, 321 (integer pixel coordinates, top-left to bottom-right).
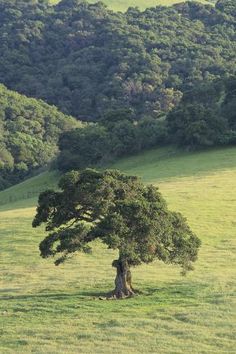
0, 281, 208, 305
0, 290, 108, 302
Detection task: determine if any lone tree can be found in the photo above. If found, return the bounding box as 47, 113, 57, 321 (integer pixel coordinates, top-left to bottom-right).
33, 169, 201, 299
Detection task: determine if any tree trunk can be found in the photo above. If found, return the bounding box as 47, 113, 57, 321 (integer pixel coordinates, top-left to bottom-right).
109, 259, 135, 299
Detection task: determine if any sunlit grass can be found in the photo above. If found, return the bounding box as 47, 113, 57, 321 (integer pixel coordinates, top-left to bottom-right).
50, 0, 213, 11
1, 146, 236, 353
0, 171, 59, 211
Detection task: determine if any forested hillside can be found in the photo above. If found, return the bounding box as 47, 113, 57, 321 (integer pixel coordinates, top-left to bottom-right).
168, 76, 236, 147
0, 84, 79, 189
0, 0, 235, 120
57, 76, 236, 171
0, 0, 235, 187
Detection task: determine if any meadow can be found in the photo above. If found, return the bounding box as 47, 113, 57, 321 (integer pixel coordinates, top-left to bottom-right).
0, 146, 236, 353
50, 0, 213, 11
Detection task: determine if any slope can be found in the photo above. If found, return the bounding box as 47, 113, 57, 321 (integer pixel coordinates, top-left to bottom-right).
0, 84, 79, 189
0, 1, 233, 120
0, 146, 236, 353
50, 0, 214, 11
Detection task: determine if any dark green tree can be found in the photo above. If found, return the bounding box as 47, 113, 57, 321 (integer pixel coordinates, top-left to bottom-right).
167, 77, 236, 148
57, 125, 111, 171
33, 169, 201, 299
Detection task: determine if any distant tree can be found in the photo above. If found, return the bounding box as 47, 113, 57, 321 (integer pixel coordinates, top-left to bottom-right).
33, 169, 201, 299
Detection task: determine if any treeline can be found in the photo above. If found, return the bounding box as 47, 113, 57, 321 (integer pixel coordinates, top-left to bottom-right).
57, 111, 167, 171
57, 76, 236, 171
0, 0, 235, 121
167, 76, 236, 148
0, 84, 79, 189
2, 75, 234, 185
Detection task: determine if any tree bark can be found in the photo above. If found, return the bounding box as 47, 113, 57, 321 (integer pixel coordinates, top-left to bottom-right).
109, 259, 135, 299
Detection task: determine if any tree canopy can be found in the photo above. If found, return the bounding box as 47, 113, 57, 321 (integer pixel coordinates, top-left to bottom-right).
0, 0, 235, 120
57, 75, 236, 172
33, 168, 201, 298
167, 76, 236, 148
0, 84, 79, 189
57, 111, 167, 172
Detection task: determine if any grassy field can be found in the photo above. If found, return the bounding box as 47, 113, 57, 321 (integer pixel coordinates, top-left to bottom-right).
1, 146, 236, 353
50, 0, 213, 11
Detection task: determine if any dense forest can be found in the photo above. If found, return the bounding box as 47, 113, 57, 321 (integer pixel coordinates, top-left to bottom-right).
57, 76, 236, 171
167, 76, 236, 148
57, 110, 167, 171
0, 84, 79, 189
0, 0, 235, 186
0, 0, 235, 121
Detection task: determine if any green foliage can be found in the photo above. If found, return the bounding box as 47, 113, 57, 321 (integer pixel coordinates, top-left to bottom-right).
216, 0, 236, 16
167, 77, 236, 148
0, 1, 234, 121
57, 124, 111, 171
57, 76, 236, 170
0, 84, 79, 188
33, 168, 201, 280
57, 114, 167, 172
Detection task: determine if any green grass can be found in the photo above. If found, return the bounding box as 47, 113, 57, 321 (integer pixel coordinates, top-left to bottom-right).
0, 170, 59, 211
50, 0, 213, 11
1, 146, 236, 353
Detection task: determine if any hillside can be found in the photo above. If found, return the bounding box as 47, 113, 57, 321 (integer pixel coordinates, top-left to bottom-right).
55, 75, 236, 175
167, 76, 236, 148
0, 1, 234, 120
0, 84, 79, 189
0, 170, 59, 210
50, 0, 214, 11
1, 146, 235, 352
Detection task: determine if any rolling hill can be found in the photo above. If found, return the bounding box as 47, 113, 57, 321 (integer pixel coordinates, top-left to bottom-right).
0, 84, 79, 189
1, 145, 235, 353
50, 0, 214, 11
